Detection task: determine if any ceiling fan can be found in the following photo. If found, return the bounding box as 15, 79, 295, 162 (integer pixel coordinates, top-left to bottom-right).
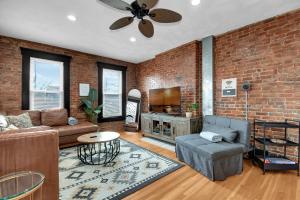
98, 0, 182, 38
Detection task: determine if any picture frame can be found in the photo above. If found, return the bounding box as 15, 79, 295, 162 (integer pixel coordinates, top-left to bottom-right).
222, 78, 237, 97
79, 83, 90, 97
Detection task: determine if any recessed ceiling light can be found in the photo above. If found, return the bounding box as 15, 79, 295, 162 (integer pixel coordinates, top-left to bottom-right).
191, 0, 201, 6
130, 37, 136, 42
67, 15, 77, 22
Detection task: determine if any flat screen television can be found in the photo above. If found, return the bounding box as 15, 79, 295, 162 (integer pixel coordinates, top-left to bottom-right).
149, 87, 181, 106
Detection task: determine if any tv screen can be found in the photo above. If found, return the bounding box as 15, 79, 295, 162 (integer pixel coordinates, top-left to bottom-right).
149, 87, 181, 106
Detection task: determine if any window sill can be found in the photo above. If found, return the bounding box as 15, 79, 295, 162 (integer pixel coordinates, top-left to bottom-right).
98, 116, 125, 123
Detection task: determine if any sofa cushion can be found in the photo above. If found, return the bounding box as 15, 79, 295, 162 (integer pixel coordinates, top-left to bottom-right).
41, 109, 68, 126
204, 116, 216, 125
215, 117, 231, 128
176, 135, 244, 160
2, 126, 51, 134
7, 110, 41, 126
53, 122, 98, 137
6, 113, 33, 128
203, 125, 238, 143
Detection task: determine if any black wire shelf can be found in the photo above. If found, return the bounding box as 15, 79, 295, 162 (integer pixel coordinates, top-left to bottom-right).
252, 119, 300, 176
255, 137, 298, 147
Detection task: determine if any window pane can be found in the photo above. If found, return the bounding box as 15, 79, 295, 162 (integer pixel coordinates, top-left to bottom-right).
103, 69, 122, 118
30, 58, 64, 110
31, 91, 63, 110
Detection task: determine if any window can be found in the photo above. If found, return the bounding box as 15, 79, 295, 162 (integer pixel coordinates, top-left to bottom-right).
30, 58, 64, 110
21, 48, 71, 112
102, 69, 123, 117
98, 62, 126, 122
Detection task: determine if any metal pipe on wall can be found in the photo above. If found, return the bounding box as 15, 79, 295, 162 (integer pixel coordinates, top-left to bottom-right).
202, 36, 215, 116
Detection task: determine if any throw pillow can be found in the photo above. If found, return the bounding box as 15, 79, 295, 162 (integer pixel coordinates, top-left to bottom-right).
3, 124, 19, 131
203, 125, 238, 143
0, 115, 8, 128
6, 112, 33, 128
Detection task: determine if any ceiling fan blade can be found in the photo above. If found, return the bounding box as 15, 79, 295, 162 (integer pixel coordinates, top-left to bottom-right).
110, 17, 134, 30
97, 0, 132, 11
138, 19, 154, 38
137, 0, 158, 9
149, 9, 182, 23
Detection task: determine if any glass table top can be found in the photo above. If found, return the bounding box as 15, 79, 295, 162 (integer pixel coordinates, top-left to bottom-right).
0, 171, 45, 199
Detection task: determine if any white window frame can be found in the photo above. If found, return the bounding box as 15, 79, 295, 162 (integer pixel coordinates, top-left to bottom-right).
102, 68, 123, 118
29, 57, 64, 110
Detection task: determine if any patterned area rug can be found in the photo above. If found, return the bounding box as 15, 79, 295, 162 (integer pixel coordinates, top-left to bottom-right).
141, 137, 175, 152
59, 139, 183, 200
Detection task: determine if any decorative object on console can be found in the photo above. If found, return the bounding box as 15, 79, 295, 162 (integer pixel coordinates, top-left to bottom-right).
222, 78, 237, 97
185, 103, 193, 118
6, 112, 33, 128
124, 89, 142, 132
68, 117, 78, 126
79, 83, 90, 97
98, 0, 182, 38
80, 88, 102, 123
165, 106, 172, 113
191, 102, 199, 117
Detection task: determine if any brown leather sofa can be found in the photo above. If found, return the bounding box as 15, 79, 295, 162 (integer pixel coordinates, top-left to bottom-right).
0, 127, 59, 200
0, 109, 98, 200
6, 109, 99, 147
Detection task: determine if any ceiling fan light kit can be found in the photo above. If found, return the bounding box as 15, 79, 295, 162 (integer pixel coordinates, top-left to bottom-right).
98, 0, 182, 38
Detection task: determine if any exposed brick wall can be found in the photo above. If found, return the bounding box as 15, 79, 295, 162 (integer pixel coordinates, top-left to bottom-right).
0, 36, 137, 131
136, 9, 300, 160
214, 9, 300, 159
136, 41, 201, 115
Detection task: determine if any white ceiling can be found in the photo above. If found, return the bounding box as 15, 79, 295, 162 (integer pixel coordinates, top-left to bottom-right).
0, 0, 300, 63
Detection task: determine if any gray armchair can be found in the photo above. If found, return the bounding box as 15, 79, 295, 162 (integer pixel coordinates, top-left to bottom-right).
175, 115, 251, 181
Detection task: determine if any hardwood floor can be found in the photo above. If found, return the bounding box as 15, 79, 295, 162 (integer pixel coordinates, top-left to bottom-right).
120, 132, 300, 200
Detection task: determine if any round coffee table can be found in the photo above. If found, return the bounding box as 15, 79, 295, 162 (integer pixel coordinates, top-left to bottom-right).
0, 171, 45, 200
77, 131, 120, 165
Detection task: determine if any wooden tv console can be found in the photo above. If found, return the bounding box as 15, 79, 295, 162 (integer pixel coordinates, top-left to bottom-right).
141, 113, 201, 144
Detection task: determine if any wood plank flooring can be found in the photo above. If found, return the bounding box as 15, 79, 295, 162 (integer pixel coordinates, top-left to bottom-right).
120, 132, 300, 200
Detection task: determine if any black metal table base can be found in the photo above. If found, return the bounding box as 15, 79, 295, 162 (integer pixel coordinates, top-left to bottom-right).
77, 139, 120, 165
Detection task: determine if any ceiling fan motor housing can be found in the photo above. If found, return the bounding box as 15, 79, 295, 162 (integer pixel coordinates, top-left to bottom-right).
131, 1, 149, 19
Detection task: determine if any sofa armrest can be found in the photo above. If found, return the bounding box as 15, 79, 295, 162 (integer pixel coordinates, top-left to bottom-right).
0, 130, 59, 200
